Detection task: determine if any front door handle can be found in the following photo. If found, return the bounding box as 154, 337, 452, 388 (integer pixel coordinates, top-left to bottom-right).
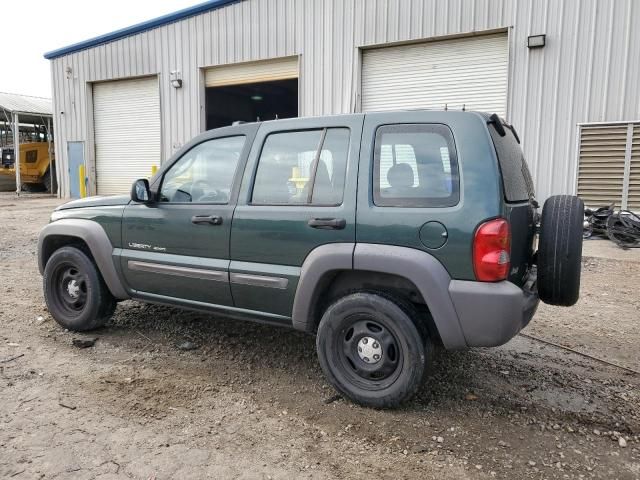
191, 215, 223, 225
307, 217, 347, 230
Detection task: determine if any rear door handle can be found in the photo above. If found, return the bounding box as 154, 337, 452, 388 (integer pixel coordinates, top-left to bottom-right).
307, 217, 346, 230
191, 215, 223, 225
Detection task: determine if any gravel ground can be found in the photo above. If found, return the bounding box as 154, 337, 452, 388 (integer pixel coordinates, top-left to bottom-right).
1, 193, 639, 479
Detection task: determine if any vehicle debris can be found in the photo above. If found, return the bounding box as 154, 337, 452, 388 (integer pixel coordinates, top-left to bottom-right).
72, 338, 97, 349
0, 353, 25, 363
177, 341, 198, 351
323, 394, 342, 405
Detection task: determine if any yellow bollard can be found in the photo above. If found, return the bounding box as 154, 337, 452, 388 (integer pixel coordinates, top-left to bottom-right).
79, 164, 87, 198
151, 165, 158, 176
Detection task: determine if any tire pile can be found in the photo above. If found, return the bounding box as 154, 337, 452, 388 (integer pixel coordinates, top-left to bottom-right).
583, 205, 640, 249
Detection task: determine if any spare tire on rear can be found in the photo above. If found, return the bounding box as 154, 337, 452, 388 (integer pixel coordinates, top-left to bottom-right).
537, 195, 584, 306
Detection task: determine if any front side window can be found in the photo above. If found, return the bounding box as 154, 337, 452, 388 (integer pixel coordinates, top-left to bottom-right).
160, 135, 245, 203
251, 128, 350, 205
373, 124, 459, 207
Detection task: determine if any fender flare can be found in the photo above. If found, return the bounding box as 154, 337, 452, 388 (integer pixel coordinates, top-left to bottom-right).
291, 243, 355, 333
353, 244, 466, 349
291, 243, 467, 350
38, 219, 129, 300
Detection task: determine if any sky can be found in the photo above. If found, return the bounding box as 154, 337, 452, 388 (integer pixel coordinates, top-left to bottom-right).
1, 0, 201, 98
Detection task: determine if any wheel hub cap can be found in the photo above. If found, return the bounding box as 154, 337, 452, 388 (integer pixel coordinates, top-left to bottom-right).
67, 280, 80, 299
357, 336, 382, 364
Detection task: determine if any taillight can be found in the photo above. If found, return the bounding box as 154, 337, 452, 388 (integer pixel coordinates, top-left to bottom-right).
473, 218, 511, 282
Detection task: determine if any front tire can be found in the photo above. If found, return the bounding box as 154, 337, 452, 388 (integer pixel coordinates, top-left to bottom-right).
43, 246, 116, 331
316, 292, 430, 408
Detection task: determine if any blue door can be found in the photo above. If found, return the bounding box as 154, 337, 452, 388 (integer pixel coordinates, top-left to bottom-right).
67, 142, 85, 199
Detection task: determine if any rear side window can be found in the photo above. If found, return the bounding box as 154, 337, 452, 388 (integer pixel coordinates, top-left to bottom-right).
373, 124, 459, 207
488, 125, 535, 202
252, 128, 350, 206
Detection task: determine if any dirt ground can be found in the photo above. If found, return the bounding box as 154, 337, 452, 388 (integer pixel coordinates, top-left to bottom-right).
1, 193, 639, 480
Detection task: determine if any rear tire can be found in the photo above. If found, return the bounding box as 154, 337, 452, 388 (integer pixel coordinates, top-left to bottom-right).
43, 246, 116, 331
537, 195, 584, 306
316, 292, 430, 408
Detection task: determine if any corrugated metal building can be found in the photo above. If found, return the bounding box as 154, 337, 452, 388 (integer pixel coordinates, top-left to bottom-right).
46, 0, 640, 208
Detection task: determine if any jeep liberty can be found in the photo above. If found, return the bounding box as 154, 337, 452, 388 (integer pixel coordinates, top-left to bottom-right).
38, 111, 584, 407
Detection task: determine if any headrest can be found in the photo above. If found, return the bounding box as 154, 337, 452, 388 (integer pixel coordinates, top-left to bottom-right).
315, 159, 330, 184
387, 163, 414, 188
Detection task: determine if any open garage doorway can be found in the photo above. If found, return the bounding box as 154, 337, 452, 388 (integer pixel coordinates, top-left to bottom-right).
205, 78, 298, 130
204, 56, 299, 130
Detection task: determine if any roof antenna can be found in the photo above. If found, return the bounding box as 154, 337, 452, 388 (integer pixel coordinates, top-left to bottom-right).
444, 104, 448, 111
462, 104, 466, 111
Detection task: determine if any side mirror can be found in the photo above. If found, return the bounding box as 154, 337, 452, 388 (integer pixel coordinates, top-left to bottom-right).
131, 178, 152, 203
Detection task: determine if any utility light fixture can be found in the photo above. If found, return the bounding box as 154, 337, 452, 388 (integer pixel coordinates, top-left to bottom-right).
170, 70, 183, 88
527, 34, 546, 49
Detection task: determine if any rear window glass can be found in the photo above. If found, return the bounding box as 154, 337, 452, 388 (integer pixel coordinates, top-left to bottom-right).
373, 124, 459, 208
251, 128, 349, 206
488, 125, 535, 202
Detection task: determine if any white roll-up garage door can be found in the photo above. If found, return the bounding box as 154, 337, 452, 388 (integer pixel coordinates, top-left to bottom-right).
93, 77, 161, 195
361, 33, 508, 116
205, 56, 298, 87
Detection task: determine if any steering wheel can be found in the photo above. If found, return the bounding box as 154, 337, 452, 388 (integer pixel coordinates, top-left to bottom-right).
192, 180, 224, 202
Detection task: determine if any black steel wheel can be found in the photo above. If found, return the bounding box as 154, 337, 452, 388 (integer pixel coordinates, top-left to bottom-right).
50, 262, 89, 317
43, 246, 116, 331
316, 292, 430, 408
337, 317, 404, 388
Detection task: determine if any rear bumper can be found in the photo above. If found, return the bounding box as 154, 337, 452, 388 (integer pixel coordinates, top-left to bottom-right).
448, 277, 539, 348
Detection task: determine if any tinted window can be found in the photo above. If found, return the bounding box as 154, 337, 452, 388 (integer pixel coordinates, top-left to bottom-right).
252, 128, 350, 205
488, 125, 535, 202
26, 150, 38, 163
160, 136, 245, 203
373, 124, 459, 207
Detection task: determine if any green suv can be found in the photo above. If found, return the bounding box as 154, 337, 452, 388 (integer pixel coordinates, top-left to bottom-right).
38, 111, 584, 408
